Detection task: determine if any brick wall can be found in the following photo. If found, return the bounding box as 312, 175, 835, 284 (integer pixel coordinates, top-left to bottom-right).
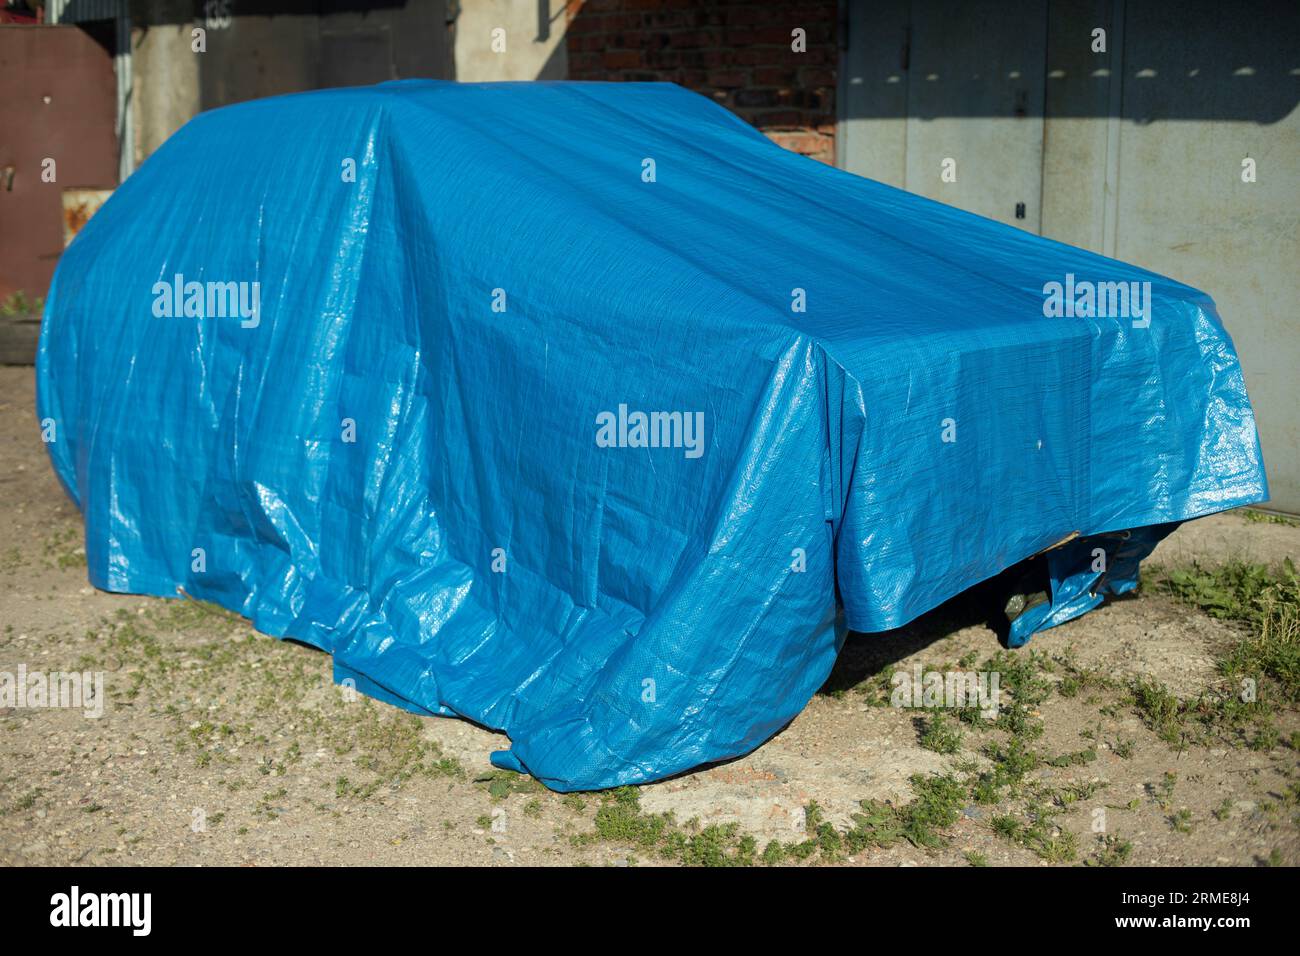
565, 0, 839, 165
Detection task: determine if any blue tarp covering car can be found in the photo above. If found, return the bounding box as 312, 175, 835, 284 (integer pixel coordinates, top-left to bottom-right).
36, 81, 1268, 790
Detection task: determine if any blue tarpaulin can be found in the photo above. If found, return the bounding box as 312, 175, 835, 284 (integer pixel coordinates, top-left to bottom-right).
37, 81, 1268, 790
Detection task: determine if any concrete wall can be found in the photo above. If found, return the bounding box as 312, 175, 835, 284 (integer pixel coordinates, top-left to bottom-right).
196, 2, 452, 108
1111, 2, 1299, 515
454, 0, 567, 81
129, 1, 453, 168
131, 8, 200, 165
130, 2, 581, 160
839, 0, 1300, 512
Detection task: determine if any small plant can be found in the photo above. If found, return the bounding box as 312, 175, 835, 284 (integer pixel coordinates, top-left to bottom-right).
1130, 678, 1184, 744
1053, 781, 1105, 807
1162, 559, 1299, 704
0, 290, 44, 316
919, 713, 964, 754
1249, 724, 1280, 751
1087, 834, 1133, 866
1046, 746, 1097, 768
477, 769, 544, 801
1035, 830, 1079, 863
843, 774, 965, 852
1148, 772, 1178, 810
991, 814, 1021, 840
1241, 509, 1297, 527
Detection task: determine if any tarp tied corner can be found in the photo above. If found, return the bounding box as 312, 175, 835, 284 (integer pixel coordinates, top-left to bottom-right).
37, 80, 1268, 790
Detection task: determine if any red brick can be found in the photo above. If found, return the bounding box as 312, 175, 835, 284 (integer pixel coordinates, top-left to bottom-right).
645, 11, 694, 29
674, 49, 708, 68
566, 0, 839, 158
568, 51, 602, 73
762, 129, 833, 162
603, 49, 645, 69
668, 29, 725, 49
645, 48, 682, 68
754, 67, 796, 86
706, 69, 749, 88
727, 24, 796, 46
733, 88, 778, 108
798, 68, 836, 87
718, 6, 782, 28
750, 109, 804, 126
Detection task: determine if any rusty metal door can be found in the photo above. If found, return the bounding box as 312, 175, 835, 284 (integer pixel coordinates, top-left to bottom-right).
0, 24, 118, 305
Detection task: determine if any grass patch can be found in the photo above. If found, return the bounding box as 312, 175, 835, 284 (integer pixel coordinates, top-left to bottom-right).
1086, 834, 1133, 866
843, 774, 966, 853
988, 802, 1079, 862
476, 770, 544, 801
1126, 559, 1300, 747
574, 787, 757, 867
574, 773, 968, 866
1241, 509, 1297, 527
918, 713, 963, 754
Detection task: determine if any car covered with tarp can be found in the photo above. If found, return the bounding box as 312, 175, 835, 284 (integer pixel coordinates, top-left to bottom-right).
37, 81, 1268, 790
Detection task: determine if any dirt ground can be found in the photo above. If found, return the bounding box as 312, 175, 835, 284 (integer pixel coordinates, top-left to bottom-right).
2, 365, 1297, 866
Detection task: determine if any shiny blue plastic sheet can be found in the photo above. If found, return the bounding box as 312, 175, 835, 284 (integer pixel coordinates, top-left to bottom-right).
36, 81, 1268, 790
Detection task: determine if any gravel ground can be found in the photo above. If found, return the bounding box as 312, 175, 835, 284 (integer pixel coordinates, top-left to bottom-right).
1, 365, 1297, 866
